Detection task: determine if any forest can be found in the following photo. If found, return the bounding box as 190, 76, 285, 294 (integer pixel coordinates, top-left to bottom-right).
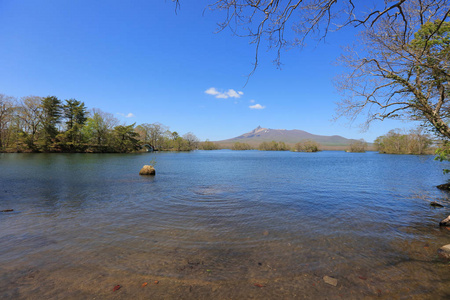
374, 129, 433, 155
0, 94, 199, 153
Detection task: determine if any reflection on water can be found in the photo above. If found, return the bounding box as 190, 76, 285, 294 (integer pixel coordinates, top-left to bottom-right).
1, 151, 450, 299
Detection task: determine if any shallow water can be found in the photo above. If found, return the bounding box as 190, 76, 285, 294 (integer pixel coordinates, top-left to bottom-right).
1, 150, 450, 299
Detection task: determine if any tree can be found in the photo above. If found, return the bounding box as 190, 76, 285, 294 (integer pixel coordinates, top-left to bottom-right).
176, 1, 450, 141
183, 132, 199, 150
0, 94, 16, 150
64, 99, 87, 130
435, 142, 450, 173
175, 1, 434, 73
200, 139, 219, 150
17, 96, 43, 151
1, 94, 203, 153
135, 123, 150, 143
232, 142, 253, 150
293, 139, 320, 152
174, 2, 450, 144
258, 140, 289, 151
40, 96, 62, 150
348, 140, 367, 153
135, 122, 168, 150
408, 128, 433, 154
374, 128, 432, 154
258, 141, 274, 151
335, 6, 450, 138
171, 131, 180, 140
83, 108, 119, 149
112, 124, 140, 152
375, 129, 406, 154
62, 99, 88, 148
174, 136, 188, 151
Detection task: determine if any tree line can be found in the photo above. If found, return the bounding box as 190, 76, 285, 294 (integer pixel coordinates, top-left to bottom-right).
199, 131, 435, 155
374, 129, 433, 155
0, 93, 435, 155
0, 94, 199, 153
199, 140, 323, 152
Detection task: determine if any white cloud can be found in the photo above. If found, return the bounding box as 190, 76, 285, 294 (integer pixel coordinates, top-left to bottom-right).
250, 99, 255, 103
216, 93, 229, 99
117, 112, 135, 118
204, 87, 243, 99
226, 89, 241, 98
249, 104, 266, 110
205, 87, 220, 96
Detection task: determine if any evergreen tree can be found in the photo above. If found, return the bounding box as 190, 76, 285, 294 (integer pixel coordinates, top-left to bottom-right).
64, 99, 87, 130
40, 96, 62, 150
63, 99, 87, 148
113, 123, 139, 152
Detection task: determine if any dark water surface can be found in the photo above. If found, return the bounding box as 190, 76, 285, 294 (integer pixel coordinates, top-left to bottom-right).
1, 151, 450, 299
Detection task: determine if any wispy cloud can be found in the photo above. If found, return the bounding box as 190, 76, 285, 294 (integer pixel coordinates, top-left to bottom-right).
117, 112, 135, 118
205, 87, 244, 99
249, 104, 266, 110
250, 99, 255, 103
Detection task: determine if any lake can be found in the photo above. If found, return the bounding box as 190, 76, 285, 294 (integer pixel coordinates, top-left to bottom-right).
1, 150, 450, 299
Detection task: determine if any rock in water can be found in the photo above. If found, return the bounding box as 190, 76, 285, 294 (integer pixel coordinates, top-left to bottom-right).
139, 165, 155, 175
440, 215, 450, 226
430, 202, 444, 208
438, 244, 450, 259
323, 276, 338, 287
437, 183, 450, 191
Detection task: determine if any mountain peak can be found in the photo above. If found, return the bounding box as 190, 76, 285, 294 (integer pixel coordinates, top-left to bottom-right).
218, 126, 361, 146
251, 126, 267, 134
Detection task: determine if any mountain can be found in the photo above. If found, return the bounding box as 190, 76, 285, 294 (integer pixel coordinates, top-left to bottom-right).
215, 126, 364, 147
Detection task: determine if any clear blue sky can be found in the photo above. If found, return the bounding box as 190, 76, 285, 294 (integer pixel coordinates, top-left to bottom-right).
0, 0, 419, 142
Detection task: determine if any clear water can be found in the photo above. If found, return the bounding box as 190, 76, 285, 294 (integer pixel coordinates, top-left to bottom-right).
1, 151, 449, 299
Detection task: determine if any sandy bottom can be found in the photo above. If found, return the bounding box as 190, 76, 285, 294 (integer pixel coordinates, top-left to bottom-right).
2, 236, 450, 300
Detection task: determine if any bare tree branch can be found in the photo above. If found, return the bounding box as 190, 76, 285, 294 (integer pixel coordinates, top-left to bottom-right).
172, 1, 450, 137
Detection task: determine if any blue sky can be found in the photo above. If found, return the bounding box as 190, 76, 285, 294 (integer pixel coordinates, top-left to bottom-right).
0, 0, 419, 142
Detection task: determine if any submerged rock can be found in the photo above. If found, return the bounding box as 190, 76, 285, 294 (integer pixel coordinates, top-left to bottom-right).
139, 165, 155, 176
438, 244, 450, 259
0, 209, 13, 212
323, 276, 338, 287
437, 183, 450, 191
440, 215, 450, 226
430, 202, 444, 208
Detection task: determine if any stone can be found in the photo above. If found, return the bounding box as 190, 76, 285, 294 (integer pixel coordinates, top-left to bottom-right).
139, 165, 155, 175
437, 183, 450, 191
0, 209, 13, 212
323, 276, 338, 287
439, 215, 450, 226
430, 202, 444, 208
438, 244, 450, 259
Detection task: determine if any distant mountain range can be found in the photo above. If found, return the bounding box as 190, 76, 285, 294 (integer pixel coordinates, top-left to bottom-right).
215, 126, 365, 147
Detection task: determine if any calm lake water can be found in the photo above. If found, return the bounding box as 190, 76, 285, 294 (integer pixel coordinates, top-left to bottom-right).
1, 150, 450, 299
